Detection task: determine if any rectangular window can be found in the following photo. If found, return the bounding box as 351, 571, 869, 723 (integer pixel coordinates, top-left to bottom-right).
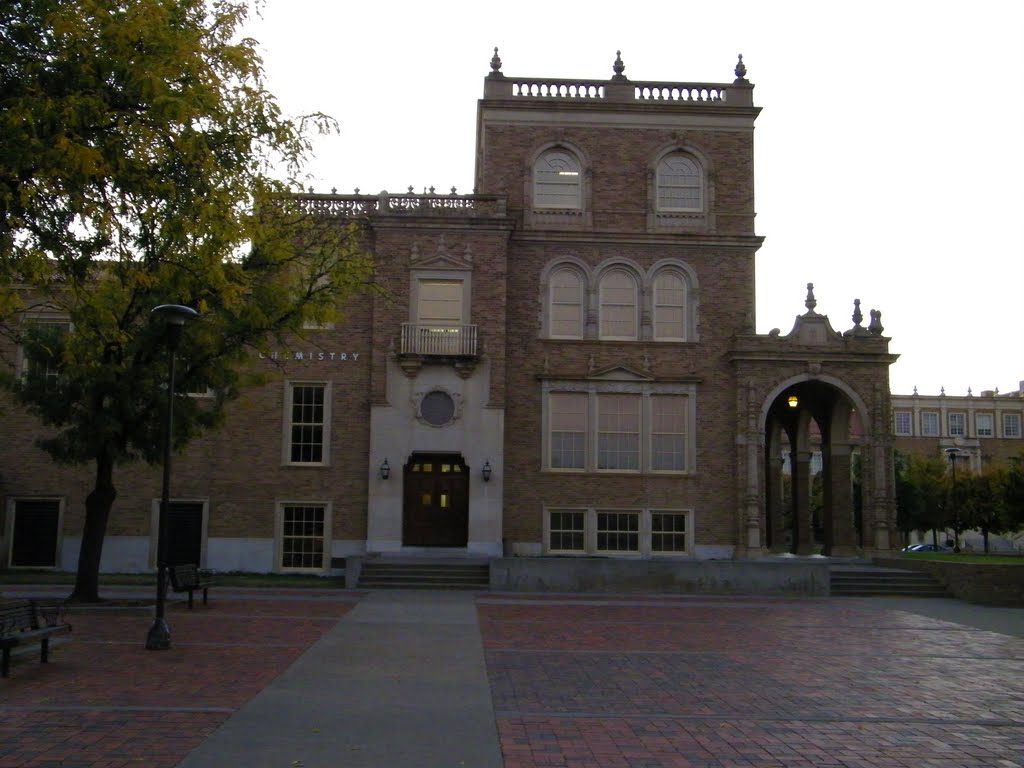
286, 383, 328, 464
549, 392, 587, 469
597, 394, 640, 470
651, 511, 688, 553
20, 319, 71, 388
280, 504, 327, 570
948, 412, 966, 437
417, 279, 463, 325
548, 510, 585, 552
1004, 413, 1022, 438
8, 499, 61, 568
651, 395, 686, 470
894, 411, 912, 436
921, 411, 939, 436
976, 413, 994, 438
596, 511, 640, 553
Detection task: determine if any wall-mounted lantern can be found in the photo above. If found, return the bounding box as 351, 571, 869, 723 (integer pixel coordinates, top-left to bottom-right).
787, 394, 799, 409
379, 458, 391, 480
481, 460, 492, 482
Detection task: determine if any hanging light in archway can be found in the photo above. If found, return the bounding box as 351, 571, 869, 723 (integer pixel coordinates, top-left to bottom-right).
787, 394, 799, 408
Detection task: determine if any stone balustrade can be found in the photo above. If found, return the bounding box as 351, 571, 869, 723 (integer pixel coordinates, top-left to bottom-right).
284, 191, 507, 219
495, 77, 739, 104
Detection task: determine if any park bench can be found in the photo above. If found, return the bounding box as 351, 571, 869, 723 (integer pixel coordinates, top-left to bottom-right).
168, 564, 215, 609
1, 600, 72, 678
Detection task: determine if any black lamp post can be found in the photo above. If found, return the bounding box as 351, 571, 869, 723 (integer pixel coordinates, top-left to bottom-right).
944, 446, 964, 554
146, 304, 199, 651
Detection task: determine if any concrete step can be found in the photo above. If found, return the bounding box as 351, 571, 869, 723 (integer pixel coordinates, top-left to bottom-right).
358, 562, 490, 591
830, 567, 948, 597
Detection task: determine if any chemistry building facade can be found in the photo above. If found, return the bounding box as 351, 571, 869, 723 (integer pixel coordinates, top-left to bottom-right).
1, 55, 904, 576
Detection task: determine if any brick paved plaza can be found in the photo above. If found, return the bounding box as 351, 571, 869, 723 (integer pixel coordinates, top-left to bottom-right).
1, 589, 1022, 767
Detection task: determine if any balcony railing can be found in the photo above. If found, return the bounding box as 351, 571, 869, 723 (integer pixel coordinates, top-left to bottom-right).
400, 324, 478, 357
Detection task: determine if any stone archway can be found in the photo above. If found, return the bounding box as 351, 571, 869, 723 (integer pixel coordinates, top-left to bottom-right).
763, 379, 865, 556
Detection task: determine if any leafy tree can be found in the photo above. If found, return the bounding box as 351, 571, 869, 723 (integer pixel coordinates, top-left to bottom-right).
895, 451, 948, 542
0, 0, 372, 601
958, 468, 1005, 553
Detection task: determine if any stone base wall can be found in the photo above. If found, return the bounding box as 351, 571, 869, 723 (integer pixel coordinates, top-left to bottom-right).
874, 557, 1024, 606
490, 557, 830, 596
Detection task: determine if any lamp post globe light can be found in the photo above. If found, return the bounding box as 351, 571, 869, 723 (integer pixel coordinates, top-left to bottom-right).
146, 304, 199, 651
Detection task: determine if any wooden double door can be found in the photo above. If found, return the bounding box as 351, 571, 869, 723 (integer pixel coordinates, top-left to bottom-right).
402, 453, 469, 547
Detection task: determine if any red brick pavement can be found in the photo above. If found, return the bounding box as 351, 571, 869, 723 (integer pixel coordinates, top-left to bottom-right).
479, 596, 1024, 768
0, 591, 357, 768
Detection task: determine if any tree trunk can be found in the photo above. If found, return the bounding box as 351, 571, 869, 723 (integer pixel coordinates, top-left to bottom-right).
69, 448, 116, 603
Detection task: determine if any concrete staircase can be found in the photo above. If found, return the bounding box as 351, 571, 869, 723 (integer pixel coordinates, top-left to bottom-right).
357, 559, 491, 590
829, 565, 949, 597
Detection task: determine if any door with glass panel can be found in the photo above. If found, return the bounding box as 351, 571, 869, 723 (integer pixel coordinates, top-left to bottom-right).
402, 453, 469, 547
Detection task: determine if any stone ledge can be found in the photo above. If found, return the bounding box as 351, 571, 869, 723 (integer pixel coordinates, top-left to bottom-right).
874, 557, 1024, 606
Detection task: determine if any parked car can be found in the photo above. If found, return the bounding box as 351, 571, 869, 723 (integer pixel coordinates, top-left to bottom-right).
903, 543, 953, 553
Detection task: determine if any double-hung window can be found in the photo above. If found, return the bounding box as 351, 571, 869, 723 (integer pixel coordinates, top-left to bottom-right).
544, 385, 694, 473
1004, 413, 1022, 438
975, 413, 994, 438
285, 382, 329, 465
656, 153, 703, 212
921, 411, 939, 436
948, 412, 966, 437
893, 411, 912, 436
20, 317, 71, 389
277, 502, 330, 571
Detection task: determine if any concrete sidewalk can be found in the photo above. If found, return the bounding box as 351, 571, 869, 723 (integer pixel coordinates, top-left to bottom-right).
176, 590, 503, 768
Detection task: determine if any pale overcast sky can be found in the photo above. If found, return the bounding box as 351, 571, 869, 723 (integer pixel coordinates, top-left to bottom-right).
246, 0, 1024, 398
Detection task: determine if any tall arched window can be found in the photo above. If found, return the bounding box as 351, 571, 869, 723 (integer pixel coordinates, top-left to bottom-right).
599, 269, 638, 340
656, 154, 702, 211
549, 268, 584, 338
653, 270, 686, 340
534, 150, 581, 209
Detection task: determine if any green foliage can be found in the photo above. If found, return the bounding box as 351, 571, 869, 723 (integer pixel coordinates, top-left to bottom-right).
895, 450, 948, 533
0, 0, 372, 468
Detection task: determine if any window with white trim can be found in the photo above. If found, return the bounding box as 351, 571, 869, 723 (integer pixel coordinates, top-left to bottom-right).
544, 386, 694, 473
549, 392, 586, 469
549, 268, 584, 338
277, 503, 329, 571
921, 411, 939, 436
546, 508, 692, 556
894, 411, 912, 436
285, 382, 329, 465
598, 269, 638, 340
548, 510, 585, 553
652, 270, 686, 340
19, 318, 71, 389
651, 511, 688, 553
976, 413, 994, 438
1004, 413, 1022, 438
651, 396, 687, 471
656, 154, 703, 211
597, 510, 640, 553
948, 412, 966, 437
597, 394, 641, 471
534, 150, 581, 208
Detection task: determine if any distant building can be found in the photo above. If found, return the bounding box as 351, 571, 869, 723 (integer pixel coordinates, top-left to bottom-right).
1, 53, 901, 574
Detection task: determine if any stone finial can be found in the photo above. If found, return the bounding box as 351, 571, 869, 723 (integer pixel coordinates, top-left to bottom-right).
913, 385, 918, 395
354, 187, 360, 194
734, 54, 748, 83
940, 386, 946, 396
450, 186, 458, 195
868, 309, 884, 335
968, 387, 973, 397
612, 50, 627, 81
805, 283, 817, 313
851, 299, 863, 328
489, 47, 503, 77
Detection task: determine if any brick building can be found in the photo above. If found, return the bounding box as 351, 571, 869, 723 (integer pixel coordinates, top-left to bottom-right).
1, 54, 902, 575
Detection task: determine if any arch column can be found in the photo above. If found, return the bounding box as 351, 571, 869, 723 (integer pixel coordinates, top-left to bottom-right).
825, 443, 857, 556
792, 449, 815, 555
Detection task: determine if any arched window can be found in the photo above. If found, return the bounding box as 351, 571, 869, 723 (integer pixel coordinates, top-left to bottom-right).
656, 154, 702, 211
534, 150, 581, 209
599, 269, 638, 340
652, 270, 686, 340
549, 268, 584, 338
